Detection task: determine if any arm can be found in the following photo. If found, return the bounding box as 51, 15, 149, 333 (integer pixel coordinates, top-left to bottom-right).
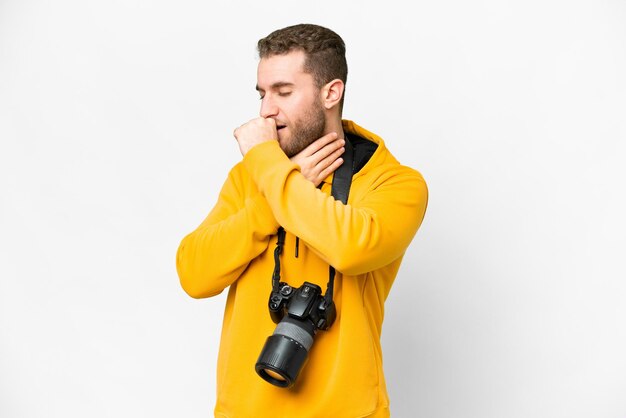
176, 164, 279, 298
177, 123, 343, 298
243, 141, 428, 276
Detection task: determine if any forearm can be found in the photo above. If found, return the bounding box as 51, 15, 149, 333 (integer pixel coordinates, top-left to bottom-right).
243, 141, 428, 275
176, 171, 279, 298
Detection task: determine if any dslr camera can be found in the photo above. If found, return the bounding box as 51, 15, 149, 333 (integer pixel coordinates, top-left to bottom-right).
255, 281, 336, 388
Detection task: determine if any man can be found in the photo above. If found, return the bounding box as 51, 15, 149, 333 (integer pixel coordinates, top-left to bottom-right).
177, 24, 428, 418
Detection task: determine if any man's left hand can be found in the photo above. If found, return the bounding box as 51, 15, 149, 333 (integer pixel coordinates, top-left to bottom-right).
290, 133, 345, 187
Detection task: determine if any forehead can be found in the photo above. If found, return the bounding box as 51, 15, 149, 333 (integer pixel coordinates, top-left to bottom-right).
256, 50, 312, 88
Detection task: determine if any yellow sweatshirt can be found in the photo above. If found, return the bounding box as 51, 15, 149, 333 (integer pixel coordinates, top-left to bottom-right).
177, 120, 428, 418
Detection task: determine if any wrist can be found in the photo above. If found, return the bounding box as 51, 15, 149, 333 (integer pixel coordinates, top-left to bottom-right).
242, 138, 275, 156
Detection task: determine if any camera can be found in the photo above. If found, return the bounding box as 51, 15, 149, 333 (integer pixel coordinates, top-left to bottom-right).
255, 281, 336, 388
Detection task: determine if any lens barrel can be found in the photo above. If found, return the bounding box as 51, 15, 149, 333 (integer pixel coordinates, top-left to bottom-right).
255, 316, 315, 387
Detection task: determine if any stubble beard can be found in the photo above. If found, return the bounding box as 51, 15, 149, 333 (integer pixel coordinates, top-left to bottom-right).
282, 101, 326, 158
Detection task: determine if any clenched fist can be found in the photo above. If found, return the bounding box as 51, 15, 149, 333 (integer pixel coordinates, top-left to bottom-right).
233, 117, 278, 156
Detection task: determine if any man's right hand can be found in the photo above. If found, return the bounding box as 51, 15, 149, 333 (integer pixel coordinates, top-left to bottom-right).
233, 117, 278, 156
290, 133, 345, 187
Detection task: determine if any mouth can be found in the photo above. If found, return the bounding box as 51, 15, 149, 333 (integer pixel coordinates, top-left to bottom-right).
276, 125, 286, 131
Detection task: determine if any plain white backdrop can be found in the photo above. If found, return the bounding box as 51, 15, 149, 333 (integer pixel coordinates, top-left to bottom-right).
1, 0, 625, 417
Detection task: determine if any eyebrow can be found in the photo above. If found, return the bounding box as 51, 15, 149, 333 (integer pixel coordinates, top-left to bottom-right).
255, 81, 295, 92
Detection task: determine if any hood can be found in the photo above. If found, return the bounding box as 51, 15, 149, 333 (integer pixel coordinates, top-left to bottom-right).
321, 119, 398, 185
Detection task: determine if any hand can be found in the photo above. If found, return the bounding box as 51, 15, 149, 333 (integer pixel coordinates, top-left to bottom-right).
233, 117, 277, 156
290, 132, 345, 187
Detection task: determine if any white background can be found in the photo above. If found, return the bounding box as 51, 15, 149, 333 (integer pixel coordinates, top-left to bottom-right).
1, 0, 625, 417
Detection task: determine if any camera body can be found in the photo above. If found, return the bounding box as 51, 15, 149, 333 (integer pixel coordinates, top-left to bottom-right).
255, 281, 336, 387
269, 281, 336, 330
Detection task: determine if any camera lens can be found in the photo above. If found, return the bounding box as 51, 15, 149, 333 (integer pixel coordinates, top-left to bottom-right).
255, 316, 315, 388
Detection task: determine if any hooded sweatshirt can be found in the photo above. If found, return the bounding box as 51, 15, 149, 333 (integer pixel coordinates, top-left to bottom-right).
177, 120, 428, 418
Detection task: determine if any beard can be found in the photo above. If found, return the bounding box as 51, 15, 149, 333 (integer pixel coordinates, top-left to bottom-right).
280, 100, 326, 158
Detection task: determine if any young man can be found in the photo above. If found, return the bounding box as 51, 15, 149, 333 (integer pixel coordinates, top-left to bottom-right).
177, 24, 428, 418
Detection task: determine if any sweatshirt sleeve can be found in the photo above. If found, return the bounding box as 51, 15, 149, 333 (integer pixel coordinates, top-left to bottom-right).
176, 164, 280, 298
243, 140, 428, 276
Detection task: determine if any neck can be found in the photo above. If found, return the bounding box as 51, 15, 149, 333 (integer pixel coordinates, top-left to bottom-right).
324, 116, 345, 140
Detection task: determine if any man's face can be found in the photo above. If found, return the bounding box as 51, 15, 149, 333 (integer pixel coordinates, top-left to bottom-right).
256, 50, 326, 157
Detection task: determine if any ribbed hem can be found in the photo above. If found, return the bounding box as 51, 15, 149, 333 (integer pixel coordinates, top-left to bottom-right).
360, 405, 390, 418
214, 405, 390, 418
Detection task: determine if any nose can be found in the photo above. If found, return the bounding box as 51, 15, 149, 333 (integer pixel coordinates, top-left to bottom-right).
260, 96, 278, 118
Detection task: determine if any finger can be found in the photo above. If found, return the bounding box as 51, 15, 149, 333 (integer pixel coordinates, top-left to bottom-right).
301, 132, 338, 156
313, 138, 345, 162
264, 117, 276, 128
318, 146, 345, 169
317, 157, 344, 183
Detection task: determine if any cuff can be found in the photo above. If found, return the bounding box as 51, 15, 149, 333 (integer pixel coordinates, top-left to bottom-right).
246, 192, 280, 234
242, 140, 299, 193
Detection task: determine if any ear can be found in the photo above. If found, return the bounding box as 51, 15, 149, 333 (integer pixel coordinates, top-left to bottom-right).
320, 79, 345, 110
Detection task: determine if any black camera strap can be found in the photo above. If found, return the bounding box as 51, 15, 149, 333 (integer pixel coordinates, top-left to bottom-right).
330, 137, 354, 206
324, 136, 354, 304
272, 138, 355, 305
